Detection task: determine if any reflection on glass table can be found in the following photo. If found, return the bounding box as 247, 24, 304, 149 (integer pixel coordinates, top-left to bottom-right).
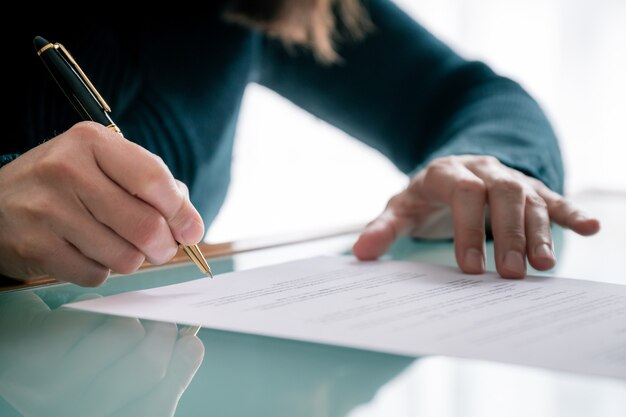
0, 292, 204, 417
0, 193, 624, 417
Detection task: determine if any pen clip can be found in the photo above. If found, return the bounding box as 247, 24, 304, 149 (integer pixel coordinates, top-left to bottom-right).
54, 43, 112, 113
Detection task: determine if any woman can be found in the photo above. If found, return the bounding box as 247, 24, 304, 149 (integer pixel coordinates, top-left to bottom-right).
0, 0, 599, 286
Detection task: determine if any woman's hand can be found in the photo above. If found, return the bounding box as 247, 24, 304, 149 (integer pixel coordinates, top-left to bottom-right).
353, 155, 600, 278
0, 122, 205, 286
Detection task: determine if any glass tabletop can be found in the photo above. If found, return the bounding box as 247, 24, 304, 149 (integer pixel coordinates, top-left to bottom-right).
1, 193, 624, 417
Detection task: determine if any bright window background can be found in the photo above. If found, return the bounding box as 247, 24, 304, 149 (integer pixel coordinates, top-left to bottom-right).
207, 0, 626, 243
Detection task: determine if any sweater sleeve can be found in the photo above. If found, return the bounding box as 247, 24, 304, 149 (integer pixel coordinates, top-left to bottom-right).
255, 0, 564, 193
0, 154, 20, 169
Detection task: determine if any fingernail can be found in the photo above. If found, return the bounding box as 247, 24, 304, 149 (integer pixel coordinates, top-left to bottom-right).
535, 243, 554, 260
463, 248, 485, 273
575, 212, 589, 222
503, 251, 526, 275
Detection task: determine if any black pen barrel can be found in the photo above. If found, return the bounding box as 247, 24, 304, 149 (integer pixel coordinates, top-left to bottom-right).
35, 40, 114, 127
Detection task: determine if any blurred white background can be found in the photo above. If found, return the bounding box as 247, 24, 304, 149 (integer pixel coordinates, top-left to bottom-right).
207, 0, 626, 243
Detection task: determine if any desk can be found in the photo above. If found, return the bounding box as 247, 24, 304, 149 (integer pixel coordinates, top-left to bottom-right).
0, 192, 624, 417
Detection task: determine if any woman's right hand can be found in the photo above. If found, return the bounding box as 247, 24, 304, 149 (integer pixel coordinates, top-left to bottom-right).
0, 122, 205, 286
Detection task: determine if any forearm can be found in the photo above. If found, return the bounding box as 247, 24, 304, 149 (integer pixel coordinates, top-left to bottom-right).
257, 0, 564, 193
413, 68, 564, 193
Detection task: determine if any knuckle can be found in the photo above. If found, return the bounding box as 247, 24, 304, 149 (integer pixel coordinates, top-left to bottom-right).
142, 156, 172, 190
70, 121, 106, 140
175, 180, 189, 196
423, 161, 448, 183
500, 228, 526, 243
24, 239, 71, 271
481, 155, 500, 166
455, 178, 486, 195
550, 198, 571, 213
490, 178, 525, 196
36, 153, 81, 184
147, 152, 167, 169
142, 152, 168, 174
526, 176, 545, 189
525, 194, 548, 210
12, 237, 42, 263
429, 156, 454, 169
14, 195, 48, 222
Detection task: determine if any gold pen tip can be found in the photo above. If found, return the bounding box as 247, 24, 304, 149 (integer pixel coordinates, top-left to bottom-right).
181, 244, 213, 278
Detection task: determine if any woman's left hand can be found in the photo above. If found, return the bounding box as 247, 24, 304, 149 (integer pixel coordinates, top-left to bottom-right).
353, 155, 600, 278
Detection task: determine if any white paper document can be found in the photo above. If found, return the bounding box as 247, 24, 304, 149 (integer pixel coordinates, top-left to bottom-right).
67, 256, 626, 380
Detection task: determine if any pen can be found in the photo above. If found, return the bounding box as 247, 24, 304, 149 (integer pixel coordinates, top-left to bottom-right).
33, 36, 214, 294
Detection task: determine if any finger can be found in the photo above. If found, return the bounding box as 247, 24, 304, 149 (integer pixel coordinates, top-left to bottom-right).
77, 171, 178, 265
353, 160, 456, 260
469, 163, 528, 278
82, 123, 204, 245
489, 179, 527, 278
412, 159, 488, 273
533, 185, 601, 236
524, 193, 556, 271
467, 162, 529, 278
49, 199, 147, 274
353, 208, 414, 260
450, 173, 487, 274
172, 179, 204, 244
42, 238, 111, 287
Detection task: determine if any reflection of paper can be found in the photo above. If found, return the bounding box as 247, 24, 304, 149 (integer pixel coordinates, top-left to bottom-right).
67, 256, 626, 380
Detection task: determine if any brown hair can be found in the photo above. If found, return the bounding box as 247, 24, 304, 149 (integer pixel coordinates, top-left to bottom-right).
223, 0, 372, 63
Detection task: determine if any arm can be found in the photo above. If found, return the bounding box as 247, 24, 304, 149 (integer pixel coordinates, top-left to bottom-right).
256, 0, 562, 191
255, 0, 598, 278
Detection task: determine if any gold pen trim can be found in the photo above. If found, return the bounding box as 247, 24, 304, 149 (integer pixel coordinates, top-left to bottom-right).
106, 123, 122, 134
181, 244, 213, 278
36, 43, 54, 56
54, 43, 112, 113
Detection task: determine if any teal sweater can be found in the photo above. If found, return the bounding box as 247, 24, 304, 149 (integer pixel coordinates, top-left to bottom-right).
1, 0, 563, 225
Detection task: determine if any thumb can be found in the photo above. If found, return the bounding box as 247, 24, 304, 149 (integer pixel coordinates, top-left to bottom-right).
353, 210, 412, 260
172, 180, 205, 245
